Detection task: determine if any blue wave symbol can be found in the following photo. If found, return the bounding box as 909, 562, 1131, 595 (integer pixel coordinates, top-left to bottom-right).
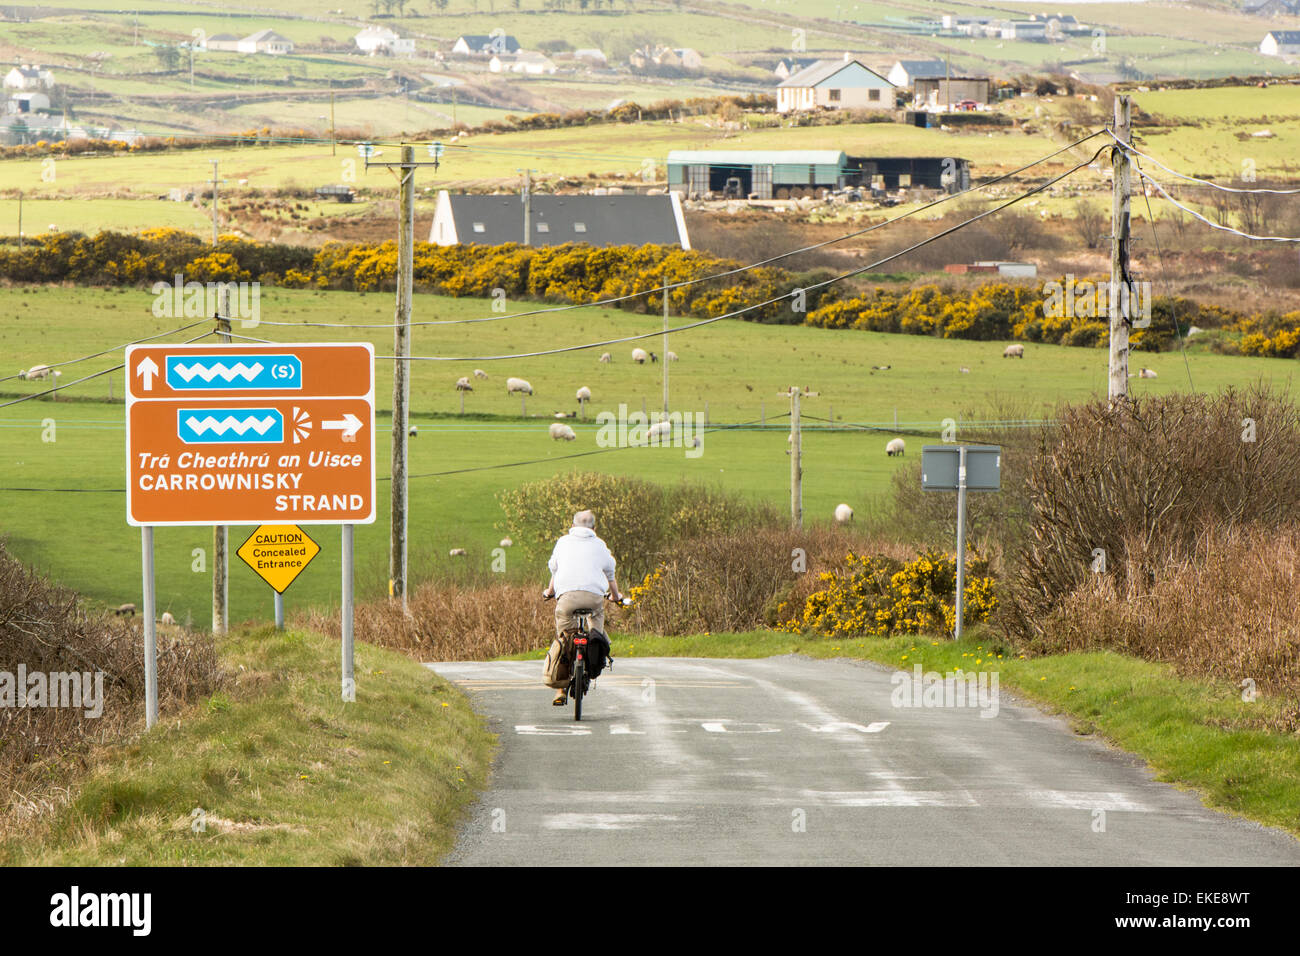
166, 355, 301, 390
177, 408, 284, 443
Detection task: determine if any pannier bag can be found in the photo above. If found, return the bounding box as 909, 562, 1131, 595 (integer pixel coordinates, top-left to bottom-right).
543, 634, 573, 689
586, 629, 612, 678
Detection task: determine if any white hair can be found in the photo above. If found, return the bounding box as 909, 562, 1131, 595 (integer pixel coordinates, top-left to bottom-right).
573, 510, 596, 529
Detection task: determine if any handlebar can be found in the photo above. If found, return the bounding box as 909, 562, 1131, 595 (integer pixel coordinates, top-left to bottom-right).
540, 591, 631, 606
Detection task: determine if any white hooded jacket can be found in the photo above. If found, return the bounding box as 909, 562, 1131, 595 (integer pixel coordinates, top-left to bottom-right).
547, 526, 617, 597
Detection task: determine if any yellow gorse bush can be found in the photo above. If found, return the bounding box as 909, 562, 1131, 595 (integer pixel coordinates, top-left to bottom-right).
777, 548, 996, 638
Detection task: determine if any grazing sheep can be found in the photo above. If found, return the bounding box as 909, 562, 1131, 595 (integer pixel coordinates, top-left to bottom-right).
959, 366, 971, 374
1003, 344, 1025, 359
114, 603, 136, 617
553, 411, 576, 418
409, 425, 418, 437
449, 548, 467, 557
598, 352, 611, 363
576, 386, 592, 402
646, 420, 672, 442
455, 376, 473, 391
667, 351, 678, 361
1138, 368, 1158, 379
834, 503, 854, 523
871, 364, 891, 371
499, 537, 513, 547
506, 377, 533, 395
549, 422, 577, 441
631, 347, 649, 364
18, 365, 60, 382
649, 351, 658, 363
160, 611, 176, 627
886, 437, 906, 457
473, 369, 488, 379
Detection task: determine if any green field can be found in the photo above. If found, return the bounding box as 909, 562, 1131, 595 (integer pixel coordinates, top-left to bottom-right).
2, 284, 1294, 626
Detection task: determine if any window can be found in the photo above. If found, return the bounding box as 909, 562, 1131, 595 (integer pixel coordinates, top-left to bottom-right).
573, 222, 587, 233
472, 222, 485, 233
828, 89, 841, 102
868, 88, 880, 101
536, 222, 550, 233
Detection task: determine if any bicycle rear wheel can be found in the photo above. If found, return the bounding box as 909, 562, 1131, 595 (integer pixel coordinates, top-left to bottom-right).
573, 657, 585, 721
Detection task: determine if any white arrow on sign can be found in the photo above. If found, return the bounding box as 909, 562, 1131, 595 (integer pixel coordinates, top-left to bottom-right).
322, 413, 363, 441
136, 356, 159, 391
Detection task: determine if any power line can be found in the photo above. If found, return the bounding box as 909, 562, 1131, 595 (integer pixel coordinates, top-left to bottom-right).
0, 330, 216, 408
1135, 158, 1197, 394
1135, 167, 1300, 242
0, 319, 212, 386
380, 146, 1109, 364
256, 130, 1109, 331
1114, 137, 1300, 195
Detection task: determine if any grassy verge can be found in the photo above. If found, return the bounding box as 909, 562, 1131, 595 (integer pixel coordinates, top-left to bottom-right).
1, 626, 494, 865
506, 629, 1300, 838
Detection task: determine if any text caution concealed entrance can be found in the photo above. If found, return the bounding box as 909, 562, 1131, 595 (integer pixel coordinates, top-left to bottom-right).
125, 343, 376, 526
237, 524, 321, 593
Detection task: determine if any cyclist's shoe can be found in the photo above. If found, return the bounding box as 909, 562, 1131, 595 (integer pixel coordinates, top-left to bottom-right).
552, 691, 567, 706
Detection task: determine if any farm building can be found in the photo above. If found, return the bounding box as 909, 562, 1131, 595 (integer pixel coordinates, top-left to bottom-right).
913, 76, 992, 110
667, 150, 850, 199
887, 59, 946, 88
510, 52, 557, 75
203, 34, 240, 52
453, 34, 521, 55
776, 58, 894, 113
1261, 30, 1300, 55
6, 91, 49, 113
848, 156, 971, 192
773, 57, 819, 79
429, 190, 690, 249
1246, 0, 1300, 16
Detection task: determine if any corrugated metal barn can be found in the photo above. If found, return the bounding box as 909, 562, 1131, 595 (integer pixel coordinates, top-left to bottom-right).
666, 150, 849, 199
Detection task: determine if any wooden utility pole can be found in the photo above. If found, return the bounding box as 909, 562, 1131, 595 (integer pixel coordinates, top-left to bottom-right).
330, 91, 336, 156
16, 191, 21, 250
662, 282, 670, 416
781, 386, 817, 528
520, 168, 532, 245
1109, 94, 1132, 404
212, 288, 231, 635
209, 160, 220, 247
391, 145, 414, 608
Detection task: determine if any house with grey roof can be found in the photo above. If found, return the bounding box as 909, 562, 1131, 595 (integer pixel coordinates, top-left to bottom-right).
887, 59, 946, 88
776, 57, 894, 113
1261, 30, 1300, 54
452, 34, 522, 55
429, 190, 690, 248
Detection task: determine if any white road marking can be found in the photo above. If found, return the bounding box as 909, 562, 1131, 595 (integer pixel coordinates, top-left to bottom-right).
700, 720, 781, 734
543, 813, 683, 830
609, 723, 646, 735
514, 724, 591, 735
801, 721, 890, 734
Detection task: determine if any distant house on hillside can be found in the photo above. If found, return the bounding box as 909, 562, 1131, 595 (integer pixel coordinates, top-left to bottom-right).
203, 33, 241, 52
776, 57, 894, 113
510, 52, 557, 75
1261, 30, 1300, 54
629, 45, 702, 71
573, 48, 607, 66
999, 20, 1048, 41
913, 76, 992, 110
4, 65, 55, 91
1245, 0, 1300, 16
429, 190, 690, 249
237, 30, 294, 54
887, 59, 946, 88
6, 91, 50, 113
773, 57, 818, 79
356, 26, 415, 56
453, 34, 521, 55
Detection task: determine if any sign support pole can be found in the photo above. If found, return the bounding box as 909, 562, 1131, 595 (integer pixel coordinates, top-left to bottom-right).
212, 290, 231, 636
342, 523, 355, 702
141, 526, 158, 729
274, 590, 284, 630
954, 445, 968, 641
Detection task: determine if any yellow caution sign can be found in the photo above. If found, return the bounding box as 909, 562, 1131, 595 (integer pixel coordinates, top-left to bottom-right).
237, 524, 321, 593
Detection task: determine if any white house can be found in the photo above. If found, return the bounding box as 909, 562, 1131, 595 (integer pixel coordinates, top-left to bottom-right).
573, 48, 607, 66
6, 91, 50, 113
776, 57, 894, 114
453, 34, 521, 55
4, 66, 55, 91
886, 59, 946, 88
203, 34, 241, 52
356, 26, 415, 56
237, 30, 294, 55
510, 52, 557, 75
1261, 30, 1300, 55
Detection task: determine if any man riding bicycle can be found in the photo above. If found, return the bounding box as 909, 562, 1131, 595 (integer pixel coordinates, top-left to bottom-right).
541, 509, 624, 706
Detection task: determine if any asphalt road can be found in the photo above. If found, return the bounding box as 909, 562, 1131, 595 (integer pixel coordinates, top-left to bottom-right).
428, 656, 1300, 866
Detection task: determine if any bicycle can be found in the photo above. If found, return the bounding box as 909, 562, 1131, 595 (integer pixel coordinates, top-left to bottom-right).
544, 592, 630, 721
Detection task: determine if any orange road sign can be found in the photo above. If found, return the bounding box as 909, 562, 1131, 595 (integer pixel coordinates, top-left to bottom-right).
126, 343, 375, 526
237, 524, 321, 593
